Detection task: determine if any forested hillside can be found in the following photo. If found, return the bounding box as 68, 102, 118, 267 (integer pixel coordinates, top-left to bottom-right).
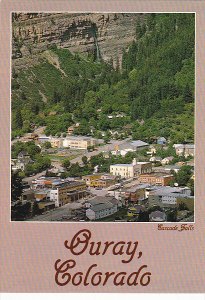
12, 13, 195, 143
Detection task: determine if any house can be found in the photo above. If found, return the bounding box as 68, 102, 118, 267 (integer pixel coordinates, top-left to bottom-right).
67, 126, 75, 135
38, 135, 50, 143
174, 144, 195, 157
149, 210, 167, 222
149, 156, 162, 163
86, 198, 118, 220
127, 205, 145, 217
161, 156, 174, 165
85, 196, 120, 208
157, 137, 167, 145
147, 146, 157, 155
110, 159, 152, 179
130, 140, 149, 151
12, 151, 32, 171
164, 165, 181, 173
139, 172, 174, 186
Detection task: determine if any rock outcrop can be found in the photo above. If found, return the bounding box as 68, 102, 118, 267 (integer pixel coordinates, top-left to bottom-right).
12, 13, 143, 69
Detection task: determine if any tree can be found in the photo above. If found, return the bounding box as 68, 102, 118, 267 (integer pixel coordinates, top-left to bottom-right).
43, 141, 52, 149
11, 171, 23, 202
176, 165, 193, 186
82, 156, 88, 165
68, 163, 81, 177
15, 109, 23, 129
62, 158, 71, 170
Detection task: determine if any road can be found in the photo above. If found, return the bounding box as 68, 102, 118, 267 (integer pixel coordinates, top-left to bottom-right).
27, 201, 82, 222
70, 138, 130, 164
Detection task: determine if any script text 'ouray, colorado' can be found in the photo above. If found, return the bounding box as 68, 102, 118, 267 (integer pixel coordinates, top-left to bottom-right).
54, 229, 152, 287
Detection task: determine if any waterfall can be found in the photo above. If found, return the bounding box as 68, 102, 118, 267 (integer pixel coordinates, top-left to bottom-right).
92, 25, 101, 61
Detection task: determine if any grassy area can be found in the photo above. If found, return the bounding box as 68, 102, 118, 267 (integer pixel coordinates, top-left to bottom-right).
48, 154, 79, 161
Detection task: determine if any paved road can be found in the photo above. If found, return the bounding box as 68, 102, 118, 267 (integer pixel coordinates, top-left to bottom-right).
70, 138, 130, 164
27, 201, 83, 222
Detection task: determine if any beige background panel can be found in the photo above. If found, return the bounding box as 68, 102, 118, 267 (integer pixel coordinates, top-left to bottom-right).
0, 0, 205, 293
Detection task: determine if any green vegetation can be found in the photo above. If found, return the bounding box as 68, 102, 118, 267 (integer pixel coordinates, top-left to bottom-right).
12, 13, 195, 144
11, 141, 51, 176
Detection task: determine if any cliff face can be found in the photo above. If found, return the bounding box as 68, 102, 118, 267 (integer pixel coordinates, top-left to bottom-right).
12, 13, 143, 69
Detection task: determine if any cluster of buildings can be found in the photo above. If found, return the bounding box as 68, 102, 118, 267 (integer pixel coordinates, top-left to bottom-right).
109, 158, 174, 186
110, 140, 149, 157
11, 151, 32, 171
20, 177, 88, 213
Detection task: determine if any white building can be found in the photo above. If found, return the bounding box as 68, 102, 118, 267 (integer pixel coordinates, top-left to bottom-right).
86, 201, 118, 220
62, 136, 98, 149
110, 159, 137, 178
50, 189, 59, 207
110, 159, 152, 178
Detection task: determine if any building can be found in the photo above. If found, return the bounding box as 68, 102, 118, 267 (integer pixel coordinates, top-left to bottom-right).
149, 156, 162, 163
62, 136, 98, 150
161, 156, 174, 165
31, 177, 62, 189
86, 197, 118, 220
34, 189, 51, 201
37, 201, 55, 212
50, 138, 63, 148
123, 184, 150, 203
82, 174, 104, 186
11, 151, 32, 171
67, 126, 75, 135
139, 172, 174, 186
82, 173, 116, 188
174, 144, 195, 157
148, 186, 192, 208
127, 205, 145, 217
50, 181, 87, 207
21, 190, 35, 202
38, 135, 50, 143
164, 165, 181, 173
110, 159, 152, 179
149, 211, 167, 222
157, 137, 167, 145
147, 146, 157, 155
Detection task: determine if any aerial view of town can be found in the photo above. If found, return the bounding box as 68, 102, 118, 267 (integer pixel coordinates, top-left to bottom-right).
11, 13, 195, 222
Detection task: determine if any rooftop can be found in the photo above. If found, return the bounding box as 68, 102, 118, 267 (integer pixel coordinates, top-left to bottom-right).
88, 201, 115, 212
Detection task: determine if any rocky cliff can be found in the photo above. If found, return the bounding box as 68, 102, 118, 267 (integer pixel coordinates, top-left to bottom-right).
12, 13, 143, 69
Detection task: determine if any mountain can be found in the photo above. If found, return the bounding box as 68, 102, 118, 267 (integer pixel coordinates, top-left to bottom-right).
12, 13, 142, 68
11, 13, 195, 143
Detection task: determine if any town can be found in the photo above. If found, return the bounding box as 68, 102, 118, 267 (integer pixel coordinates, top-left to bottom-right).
11, 130, 194, 222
